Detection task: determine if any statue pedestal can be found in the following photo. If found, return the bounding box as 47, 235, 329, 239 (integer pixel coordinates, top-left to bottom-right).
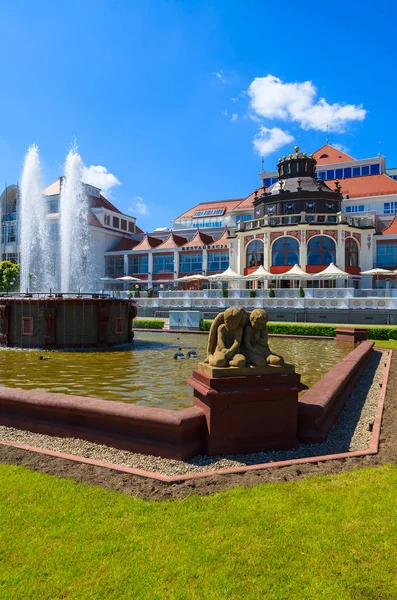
187, 364, 307, 456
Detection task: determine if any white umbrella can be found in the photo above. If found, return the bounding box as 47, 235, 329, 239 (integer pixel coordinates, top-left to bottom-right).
278, 264, 310, 280
360, 268, 394, 275
207, 267, 243, 281
244, 265, 272, 280
312, 263, 349, 279
175, 274, 209, 282
116, 275, 143, 282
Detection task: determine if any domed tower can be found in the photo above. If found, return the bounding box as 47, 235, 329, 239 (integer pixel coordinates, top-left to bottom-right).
253, 147, 342, 223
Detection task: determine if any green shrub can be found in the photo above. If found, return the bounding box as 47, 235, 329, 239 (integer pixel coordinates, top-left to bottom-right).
366, 327, 397, 341
268, 287, 275, 298
134, 290, 141, 298
133, 319, 164, 329
299, 286, 305, 298
222, 288, 229, 298
200, 320, 212, 331
267, 324, 336, 337
249, 290, 257, 298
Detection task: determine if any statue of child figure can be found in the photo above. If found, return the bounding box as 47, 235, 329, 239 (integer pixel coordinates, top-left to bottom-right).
243, 308, 284, 367
205, 307, 247, 368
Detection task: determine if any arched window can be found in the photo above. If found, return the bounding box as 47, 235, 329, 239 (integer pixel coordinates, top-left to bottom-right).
246, 239, 264, 268
307, 236, 336, 265
345, 238, 359, 268
272, 237, 300, 266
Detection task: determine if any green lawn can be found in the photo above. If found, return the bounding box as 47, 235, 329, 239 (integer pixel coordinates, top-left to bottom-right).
373, 339, 397, 349
1, 464, 397, 599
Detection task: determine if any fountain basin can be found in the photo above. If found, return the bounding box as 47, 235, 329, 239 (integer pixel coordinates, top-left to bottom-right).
0, 298, 137, 348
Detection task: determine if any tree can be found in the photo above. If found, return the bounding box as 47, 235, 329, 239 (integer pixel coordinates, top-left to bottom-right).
0, 261, 20, 292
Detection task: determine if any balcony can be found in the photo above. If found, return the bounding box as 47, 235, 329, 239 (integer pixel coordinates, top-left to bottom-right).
238, 211, 375, 231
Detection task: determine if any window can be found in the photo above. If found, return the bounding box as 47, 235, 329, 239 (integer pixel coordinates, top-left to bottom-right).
317, 171, 326, 180
104, 214, 110, 226
307, 236, 336, 265
335, 168, 343, 179
384, 202, 397, 214
376, 243, 397, 267
1, 222, 16, 243
105, 257, 124, 275
128, 222, 134, 233
284, 202, 295, 214
47, 198, 59, 213
326, 170, 335, 180
319, 154, 329, 159
236, 215, 252, 223
193, 208, 225, 217
112, 216, 120, 228
345, 238, 359, 268
49, 223, 59, 242
21, 317, 33, 336
353, 167, 360, 177
128, 255, 148, 274
344, 167, 352, 178
345, 205, 364, 213
263, 178, 272, 187
208, 251, 229, 272
180, 252, 202, 273
2, 253, 19, 263
361, 165, 370, 176
153, 254, 174, 274
121, 219, 127, 231
272, 237, 300, 266
115, 317, 124, 335
246, 239, 264, 268
371, 164, 380, 175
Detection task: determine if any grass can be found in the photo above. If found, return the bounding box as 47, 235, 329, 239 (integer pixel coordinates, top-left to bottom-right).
1, 464, 397, 599
373, 339, 397, 349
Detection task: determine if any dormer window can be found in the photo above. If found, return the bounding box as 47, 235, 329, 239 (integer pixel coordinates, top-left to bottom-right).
320, 154, 329, 159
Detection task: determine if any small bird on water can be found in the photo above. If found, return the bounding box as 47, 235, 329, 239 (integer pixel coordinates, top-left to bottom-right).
173, 348, 185, 359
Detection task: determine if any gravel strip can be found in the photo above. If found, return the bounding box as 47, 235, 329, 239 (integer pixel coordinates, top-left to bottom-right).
0, 350, 386, 477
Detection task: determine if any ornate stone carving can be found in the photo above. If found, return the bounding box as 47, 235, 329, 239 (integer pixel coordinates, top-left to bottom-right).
286, 230, 302, 241
244, 235, 254, 247
306, 229, 321, 241
323, 229, 338, 241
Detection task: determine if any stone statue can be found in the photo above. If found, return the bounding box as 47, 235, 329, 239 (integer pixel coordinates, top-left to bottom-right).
243, 308, 284, 367
205, 307, 247, 368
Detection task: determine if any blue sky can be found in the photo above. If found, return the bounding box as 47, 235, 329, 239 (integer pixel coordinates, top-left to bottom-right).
0, 0, 396, 231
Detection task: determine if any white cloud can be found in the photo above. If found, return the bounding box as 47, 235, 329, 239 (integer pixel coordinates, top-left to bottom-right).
231, 96, 239, 102
213, 70, 226, 83
129, 196, 148, 216
230, 113, 238, 122
332, 143, 350, 154
253, 126, 294, 157
221, 109, 229, 117
247, 113, 262, 123
248, 75, 366, 133
82, 165, 121, 197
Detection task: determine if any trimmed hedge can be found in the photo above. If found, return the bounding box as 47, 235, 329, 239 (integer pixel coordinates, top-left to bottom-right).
133, 319, 164, 329
199, 320, 397, 340
200, 320, 212, 331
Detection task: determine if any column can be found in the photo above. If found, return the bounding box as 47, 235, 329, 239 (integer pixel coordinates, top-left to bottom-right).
174, 250, 179, 280
148, 252, 153, 289
202, 248, 208, 275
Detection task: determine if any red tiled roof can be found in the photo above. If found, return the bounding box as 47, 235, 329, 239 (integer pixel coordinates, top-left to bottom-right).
328, 175, 397, 199
181, 230, 214, 248
209, 229, 230, 245
135, 225, 144, 234
157, 232, 188, 249
175, 198, 244, 220
381, 217, 397, 235
88, 212, 104, 228
313, 144, 354, 165
89, 194, 122, 214
109, 238, 140, 251
234, 190, 256, 211
132, 235, 163, 251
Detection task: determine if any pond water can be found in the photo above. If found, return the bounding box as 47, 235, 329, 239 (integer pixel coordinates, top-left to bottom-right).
0, 332, 353, 410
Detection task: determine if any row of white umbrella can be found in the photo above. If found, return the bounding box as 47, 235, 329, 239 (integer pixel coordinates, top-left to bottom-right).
100, 266, 397, 285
